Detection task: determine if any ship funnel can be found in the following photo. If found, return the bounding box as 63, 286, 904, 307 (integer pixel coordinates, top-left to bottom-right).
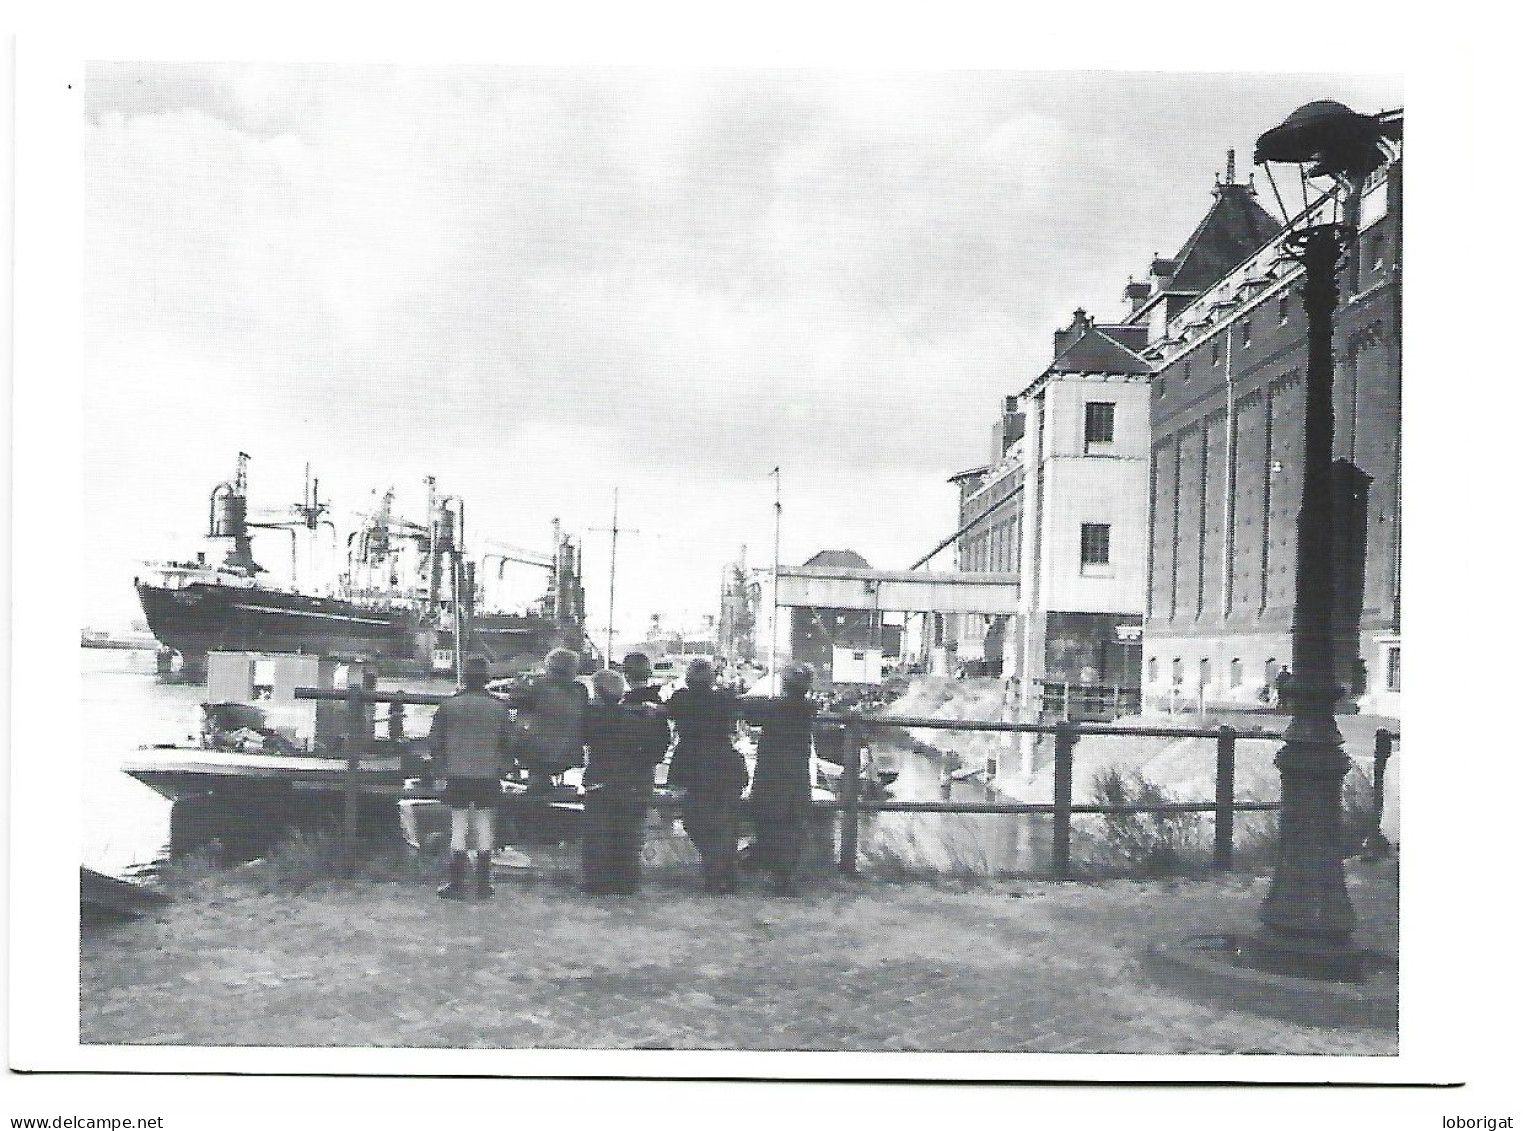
208, 464, 264, 575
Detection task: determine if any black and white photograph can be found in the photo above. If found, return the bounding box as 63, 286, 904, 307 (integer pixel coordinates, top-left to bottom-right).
5, 9, 1510, 1127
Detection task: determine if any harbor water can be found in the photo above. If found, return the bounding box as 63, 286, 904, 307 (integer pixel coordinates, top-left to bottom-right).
81, 647, 198, 878
859, 737, 1051, 876
81, 647, 1049, 879
79, 648, 456, 879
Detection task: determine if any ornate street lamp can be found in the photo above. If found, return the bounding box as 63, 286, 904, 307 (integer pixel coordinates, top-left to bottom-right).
1250, 101, 1400, 981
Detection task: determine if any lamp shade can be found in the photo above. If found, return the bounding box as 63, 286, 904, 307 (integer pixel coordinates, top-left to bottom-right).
1254, 100, 1389, 179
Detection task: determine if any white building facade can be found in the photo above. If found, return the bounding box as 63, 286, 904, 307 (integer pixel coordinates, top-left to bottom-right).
949, 310, 1153, 786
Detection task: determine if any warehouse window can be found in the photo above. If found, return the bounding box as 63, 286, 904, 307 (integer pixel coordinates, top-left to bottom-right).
1211, 339, 1221, 365
1080, 523, 1111, 573
1241, 316, 1252, 350
1279, 294, 1290, 324
1386, 646, 1401, 693
1147, 657, 1158, 684
1199, 657, 1211, 689
1171, 657, 1183, 686
1084, 402, 1115, 450
1229, 657, 1243, 688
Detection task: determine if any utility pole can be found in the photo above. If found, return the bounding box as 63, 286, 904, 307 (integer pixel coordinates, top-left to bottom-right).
770, 467, 782, 678
608, 490, 620, 669
452, 550, 465, 690
592, 489, 639, 670
550, 517, 563, 623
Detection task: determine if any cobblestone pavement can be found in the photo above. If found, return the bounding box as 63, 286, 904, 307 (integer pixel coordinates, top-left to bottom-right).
80, 860, 1397, 1054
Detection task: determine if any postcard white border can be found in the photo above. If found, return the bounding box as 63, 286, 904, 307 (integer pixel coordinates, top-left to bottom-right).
5, 3, 1505, 1121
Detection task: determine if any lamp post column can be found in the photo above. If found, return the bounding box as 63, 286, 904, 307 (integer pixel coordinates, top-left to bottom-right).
1251, 222, 1360, 980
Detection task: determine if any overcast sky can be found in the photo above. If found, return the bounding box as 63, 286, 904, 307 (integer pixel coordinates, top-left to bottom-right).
82, 64, 1400, 647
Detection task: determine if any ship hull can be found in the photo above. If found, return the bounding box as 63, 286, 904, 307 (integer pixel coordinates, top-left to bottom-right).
136, 581, 577, 676
136, 581, 420, 664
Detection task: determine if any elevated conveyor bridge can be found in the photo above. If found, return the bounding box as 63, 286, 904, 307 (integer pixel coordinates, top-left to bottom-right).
775, 566, 1019, 615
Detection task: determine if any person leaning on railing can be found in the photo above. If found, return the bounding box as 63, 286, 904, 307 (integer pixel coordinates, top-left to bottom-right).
508, 647, 590, 846
666, 657, 747, 894
740, 662, 817, 895
580, 668, 669, 895
619, 651, 673, 783
514, 647, 591, 786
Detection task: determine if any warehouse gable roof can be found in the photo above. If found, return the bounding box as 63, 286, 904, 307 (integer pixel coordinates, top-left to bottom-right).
1166, 182, 1283, 294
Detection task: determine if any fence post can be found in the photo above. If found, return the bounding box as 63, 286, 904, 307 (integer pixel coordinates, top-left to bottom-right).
1051, 723, 1076, 878
838, 720, 861, 875
1362, 729, 1394, 859
1214, 726, 1236, 870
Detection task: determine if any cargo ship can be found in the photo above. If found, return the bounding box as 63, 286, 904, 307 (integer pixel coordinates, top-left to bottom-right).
135, 454, 591, 680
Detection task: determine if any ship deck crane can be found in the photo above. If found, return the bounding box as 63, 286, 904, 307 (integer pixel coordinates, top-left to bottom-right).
480, 540, 556, 575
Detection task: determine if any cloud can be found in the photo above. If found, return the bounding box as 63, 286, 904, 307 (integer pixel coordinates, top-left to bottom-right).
85, 62, 319, 141
82, 64, 1402, 633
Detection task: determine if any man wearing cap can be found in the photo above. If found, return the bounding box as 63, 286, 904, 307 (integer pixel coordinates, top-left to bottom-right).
429, 655, 516, 901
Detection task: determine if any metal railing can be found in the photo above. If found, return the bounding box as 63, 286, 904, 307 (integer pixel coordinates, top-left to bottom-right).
295, 684, 1397, 879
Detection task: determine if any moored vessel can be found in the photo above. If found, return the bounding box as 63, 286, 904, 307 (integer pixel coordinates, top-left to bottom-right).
135, 454, 591, 680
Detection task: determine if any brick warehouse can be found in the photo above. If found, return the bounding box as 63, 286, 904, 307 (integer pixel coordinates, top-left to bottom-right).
939, 122, 1401, 739
943, 159, 1278, 713
1136, 132, 1402, 718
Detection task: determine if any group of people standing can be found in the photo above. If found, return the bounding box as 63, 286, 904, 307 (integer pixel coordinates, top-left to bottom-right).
426, 647, 819, 901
